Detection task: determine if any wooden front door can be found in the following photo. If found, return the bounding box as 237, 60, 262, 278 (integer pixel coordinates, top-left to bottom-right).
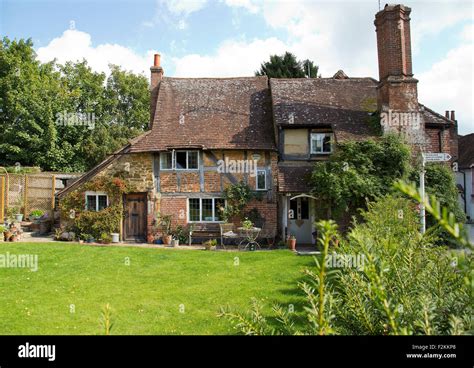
123, 193, 147, 242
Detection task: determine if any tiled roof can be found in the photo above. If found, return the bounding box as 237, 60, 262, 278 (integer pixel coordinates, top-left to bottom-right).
130, 77, 276, 152
421, 105, 455, 126
278, 164, 314, 193
270, 77, 379, 143
458, 133, 474, 169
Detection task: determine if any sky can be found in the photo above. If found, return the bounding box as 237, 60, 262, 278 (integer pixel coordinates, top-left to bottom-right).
1, 0, 473, 134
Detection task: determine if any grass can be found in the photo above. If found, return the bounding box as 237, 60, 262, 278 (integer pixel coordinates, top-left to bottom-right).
0, 242, 313, 335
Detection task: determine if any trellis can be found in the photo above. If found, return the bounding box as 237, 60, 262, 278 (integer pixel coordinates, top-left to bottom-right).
0, 174, 56, 221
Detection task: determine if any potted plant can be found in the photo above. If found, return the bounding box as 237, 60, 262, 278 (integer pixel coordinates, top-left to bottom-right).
157, 213, 172, 245
242, 217, 253, 230
54, 228, 64, 241
36, 213, 50, 234
204, 239, 217, 251
170, 225, 187, 247
111, 233, 120, 243
288, 235, 297, 251
13, 198, 24, 222
147, 233, 155, 244
99, 233, 112, 244
29, 209, 44, 222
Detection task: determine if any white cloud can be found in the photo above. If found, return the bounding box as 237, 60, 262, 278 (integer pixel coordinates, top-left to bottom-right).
162, 0, 208, 15
410, 1, 473, 54
223, 0, 260, 13
461, 23, 474, 42
418, 42, 474, 134
36, 29, 157, 77
173, 37, 287, 77
175, 1, 379, 78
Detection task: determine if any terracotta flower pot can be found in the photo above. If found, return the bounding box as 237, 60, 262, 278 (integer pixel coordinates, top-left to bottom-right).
163, 235, 172, 245
5, 231, 12, 241
288, 238, 296, 251
147, 234, 155, 244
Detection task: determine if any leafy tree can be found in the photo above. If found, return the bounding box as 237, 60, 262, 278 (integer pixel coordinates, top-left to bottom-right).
412, 163, 465, 223
0, 37, 65, 168
0, 37, 150, 172
255, 52, 319, 78
301, 59, 319, 78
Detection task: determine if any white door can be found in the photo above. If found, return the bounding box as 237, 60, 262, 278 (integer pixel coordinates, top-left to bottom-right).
288, 197, 313, 244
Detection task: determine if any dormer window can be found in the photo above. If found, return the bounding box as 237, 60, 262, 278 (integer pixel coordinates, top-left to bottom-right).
310, 133, 333, 154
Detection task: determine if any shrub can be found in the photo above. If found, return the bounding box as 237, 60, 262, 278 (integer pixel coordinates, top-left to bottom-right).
310, 135, 411, 221
219, 194, 472, 335
73, 205, 121, 240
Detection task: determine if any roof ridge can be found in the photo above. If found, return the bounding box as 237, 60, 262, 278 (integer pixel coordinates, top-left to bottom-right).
163, 76, 268, 81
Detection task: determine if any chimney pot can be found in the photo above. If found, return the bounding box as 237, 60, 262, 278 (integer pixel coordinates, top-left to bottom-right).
445, 110, 450, 118
154, 53, 161, 67
450, 110, 455, 121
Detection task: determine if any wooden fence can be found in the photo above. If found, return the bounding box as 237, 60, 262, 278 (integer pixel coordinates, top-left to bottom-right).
0, 174, 56, 221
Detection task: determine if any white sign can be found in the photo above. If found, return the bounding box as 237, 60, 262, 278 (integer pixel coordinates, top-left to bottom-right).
423, 152, 452, 162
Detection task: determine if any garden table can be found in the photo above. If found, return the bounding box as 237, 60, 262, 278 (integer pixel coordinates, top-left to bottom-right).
237, 227, 261, 251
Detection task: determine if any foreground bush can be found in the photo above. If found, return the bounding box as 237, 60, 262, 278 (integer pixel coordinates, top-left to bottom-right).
219, 195, 472, 335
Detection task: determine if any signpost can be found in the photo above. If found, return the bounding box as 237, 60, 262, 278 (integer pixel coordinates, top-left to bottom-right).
420, 152, 452, 233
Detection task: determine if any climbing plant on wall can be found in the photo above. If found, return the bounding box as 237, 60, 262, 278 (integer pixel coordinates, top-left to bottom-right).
59, 175, 136, 240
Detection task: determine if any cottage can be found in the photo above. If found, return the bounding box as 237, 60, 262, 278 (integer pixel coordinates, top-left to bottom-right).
57, 4, 458, 245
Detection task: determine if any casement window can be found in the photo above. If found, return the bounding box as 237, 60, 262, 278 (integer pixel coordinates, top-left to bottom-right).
85, 191, 108, 211
310, 133, 333, 154
256, 169, 267, 191
188, 198, 226, 222
160, 151, 199, 170
160, 152, 173, 169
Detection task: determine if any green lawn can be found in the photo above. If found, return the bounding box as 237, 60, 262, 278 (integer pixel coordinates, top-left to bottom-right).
0, 242, 313, 335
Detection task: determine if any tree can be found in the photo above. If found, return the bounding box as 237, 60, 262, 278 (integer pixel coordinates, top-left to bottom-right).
0, 37, 150, 172
255, 51, 319, 78
0, 37, 66, 168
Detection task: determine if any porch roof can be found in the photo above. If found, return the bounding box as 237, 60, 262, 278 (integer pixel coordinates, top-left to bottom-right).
277, 164, 314, 193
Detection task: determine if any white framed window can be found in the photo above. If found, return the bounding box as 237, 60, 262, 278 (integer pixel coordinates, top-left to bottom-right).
256, 169, 267, 191
160, 151, 199, 170
188, 198, 226, 222
310, 133, 333, 154
85, 191, 108, 211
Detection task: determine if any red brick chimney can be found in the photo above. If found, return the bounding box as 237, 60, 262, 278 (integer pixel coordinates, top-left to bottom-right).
150, 53, 164, 127
374, 4, 419, 112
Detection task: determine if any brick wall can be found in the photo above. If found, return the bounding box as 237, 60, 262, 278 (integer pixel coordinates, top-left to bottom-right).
152, 149, 278, 241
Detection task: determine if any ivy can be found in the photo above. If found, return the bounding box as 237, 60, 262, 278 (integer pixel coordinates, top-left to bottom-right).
59, 175, 135, 239
220, 181, 256, 222
310, 134, 411, 220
